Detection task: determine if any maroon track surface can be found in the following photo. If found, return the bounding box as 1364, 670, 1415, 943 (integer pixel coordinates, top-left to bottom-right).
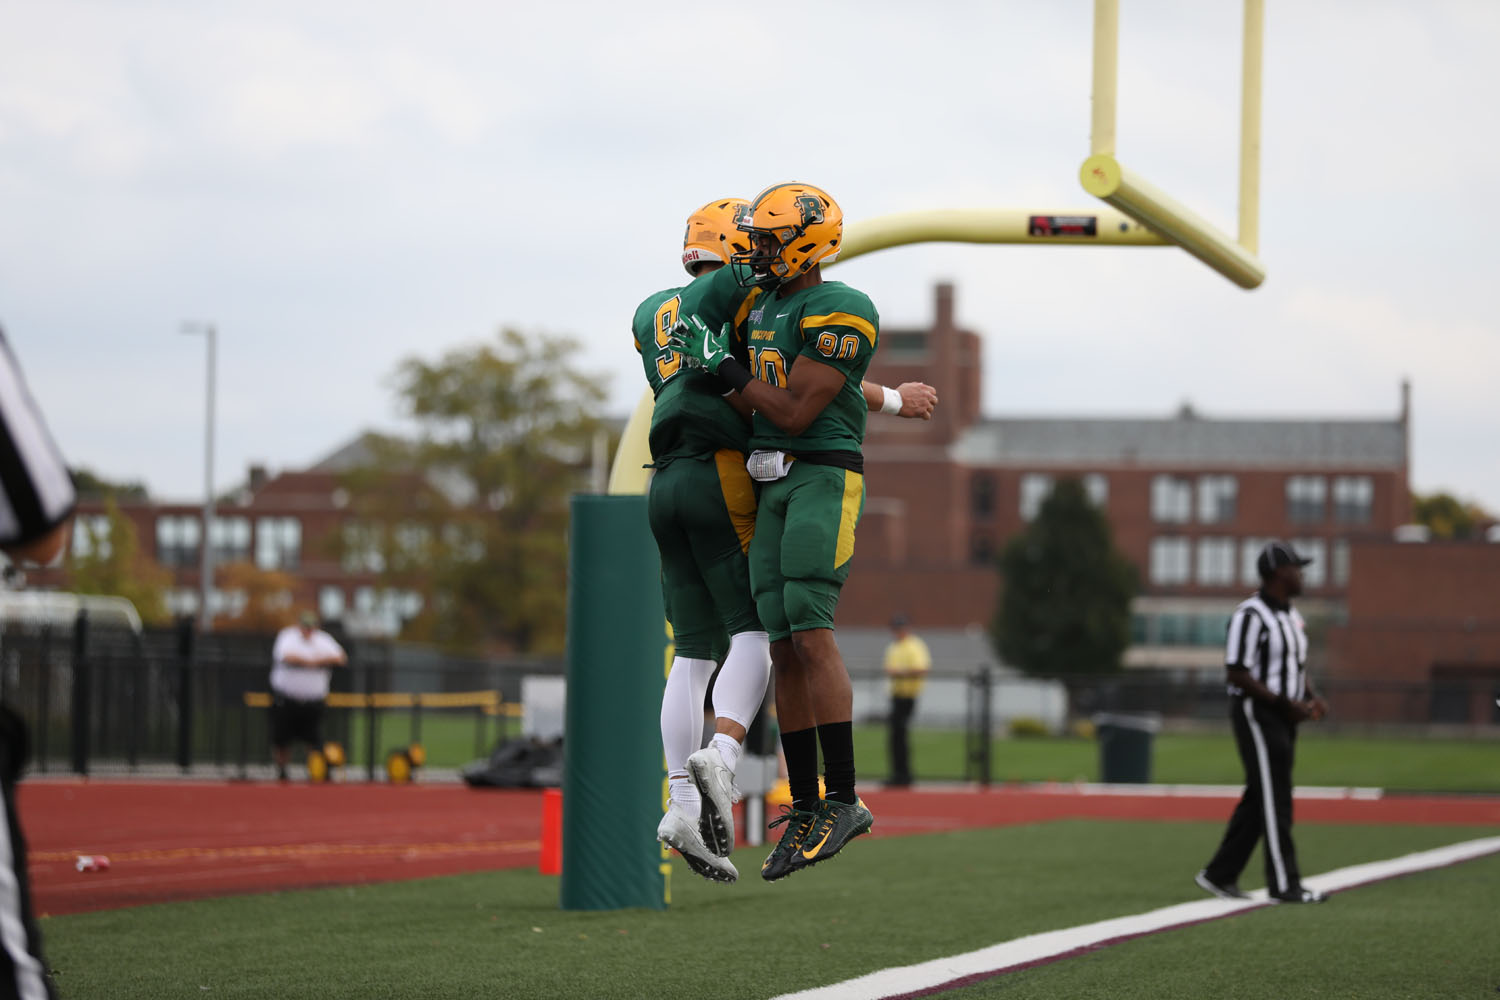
21, 779, 1500, 916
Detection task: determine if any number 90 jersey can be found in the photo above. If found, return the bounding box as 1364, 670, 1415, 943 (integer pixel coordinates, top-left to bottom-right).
677, 266, 879, 457
746, 280, 878, 456
631, 285, 755, 464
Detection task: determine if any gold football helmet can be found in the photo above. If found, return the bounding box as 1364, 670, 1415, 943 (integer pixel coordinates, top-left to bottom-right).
732, 183, 843, 288
682, 197, 751, 275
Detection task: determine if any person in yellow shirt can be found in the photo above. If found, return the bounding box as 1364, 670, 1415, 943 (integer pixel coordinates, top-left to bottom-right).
883, 614, 931, 787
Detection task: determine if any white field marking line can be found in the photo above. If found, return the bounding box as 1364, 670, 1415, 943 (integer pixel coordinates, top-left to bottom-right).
770, 835, 1500, 1000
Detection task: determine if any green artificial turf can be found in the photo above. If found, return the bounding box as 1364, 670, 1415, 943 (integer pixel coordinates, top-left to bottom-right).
853, 726, 1500, 792
42, 821, 1500, 999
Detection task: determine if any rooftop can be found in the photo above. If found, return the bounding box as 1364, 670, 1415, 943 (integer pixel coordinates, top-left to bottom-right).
952, 407, 1406, 469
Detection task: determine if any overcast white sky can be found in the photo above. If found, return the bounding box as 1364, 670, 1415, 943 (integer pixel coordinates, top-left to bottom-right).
2, 1, 1496, 511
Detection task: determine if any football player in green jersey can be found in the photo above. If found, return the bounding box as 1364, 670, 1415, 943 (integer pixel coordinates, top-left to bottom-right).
637, 197, 763, 884
641, 196, 936, 884
670, 182, 893, 880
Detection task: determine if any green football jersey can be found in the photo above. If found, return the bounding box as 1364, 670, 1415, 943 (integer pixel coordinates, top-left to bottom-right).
631, 286, 751, 463
742, 280, 879, 455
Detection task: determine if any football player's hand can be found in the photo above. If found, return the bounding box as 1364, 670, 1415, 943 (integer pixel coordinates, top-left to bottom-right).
668, 315, 731, 374
897, 382, 938, 420
1307, 696, 1329, 722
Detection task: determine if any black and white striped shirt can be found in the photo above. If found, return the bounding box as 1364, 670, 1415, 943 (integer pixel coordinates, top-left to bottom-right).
0, 328, 75, 549
1224, 591, 1308, 700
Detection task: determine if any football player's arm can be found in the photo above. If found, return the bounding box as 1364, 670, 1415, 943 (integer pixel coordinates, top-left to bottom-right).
739, 358, 844, 436
860, 380, 938, 420
668, 314, 842, 433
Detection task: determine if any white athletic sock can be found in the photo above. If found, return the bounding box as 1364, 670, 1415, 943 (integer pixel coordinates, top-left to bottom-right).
711, 630, 771, 736
660, 654, 716, 783
711, 732, 742, 775
669, 775, 700, 816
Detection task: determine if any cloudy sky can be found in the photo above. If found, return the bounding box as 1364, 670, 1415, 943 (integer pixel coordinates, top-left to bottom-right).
2, 1, 1496, 511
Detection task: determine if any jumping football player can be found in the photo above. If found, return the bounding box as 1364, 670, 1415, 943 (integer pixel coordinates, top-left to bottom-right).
670, 182, 886, 880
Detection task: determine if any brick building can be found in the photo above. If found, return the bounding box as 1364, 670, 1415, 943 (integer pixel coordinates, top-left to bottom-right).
842, 283, 1453, 681
34, 434, 430, 636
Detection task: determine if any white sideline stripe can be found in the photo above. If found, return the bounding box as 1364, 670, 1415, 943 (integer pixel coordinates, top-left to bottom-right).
771, 836, 1500, 1000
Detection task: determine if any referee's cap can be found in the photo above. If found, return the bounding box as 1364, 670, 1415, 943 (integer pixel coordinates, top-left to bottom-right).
1257, 540, 1312, 580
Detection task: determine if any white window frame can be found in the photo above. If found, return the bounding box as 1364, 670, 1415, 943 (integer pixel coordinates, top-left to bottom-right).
1149, 536, 1192, 585
1196, 475, 1238, 524
1332, 475, 1374, 524
1019, 474, 1053, 522
1151, 475, 1192, 524
1195, 536, 1236, 585
1286, 475, 1327, 523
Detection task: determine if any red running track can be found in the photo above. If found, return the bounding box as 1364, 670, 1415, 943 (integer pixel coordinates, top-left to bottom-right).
20, 779, 1500, 916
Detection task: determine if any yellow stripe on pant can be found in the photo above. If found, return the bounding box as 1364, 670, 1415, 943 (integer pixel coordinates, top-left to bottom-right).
714, 448, 757, 555
835, 469, 863, 568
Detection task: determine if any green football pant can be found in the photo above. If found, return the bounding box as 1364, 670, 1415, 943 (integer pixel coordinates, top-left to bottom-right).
647, 450, 761, 660
749, 461, 864, 642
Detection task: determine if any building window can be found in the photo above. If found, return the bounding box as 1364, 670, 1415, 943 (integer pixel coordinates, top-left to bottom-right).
1332, 476, 1373, 524
207, 588, 247, 618
1195, 537, 1236, 585
319, 586, 346, 622
210, 516, 251, 563
971, 473, 995, 519
1291, 538, 1327, 588
1286, 476, 1326, 523
1082, 473, 1108, 509
156, 515, 201, 568
970, 534, 994, 566
1150, 475, 1192, 523
1240, 536, 1270, 586
71, 514, 113, 560
1197, 475, 1238, 523
1332, 539, 1351, 587
1019, 474, 1053, 521
1149, 537, 1191, 584
165, 588, 199, 616
256, 517, 302, 570
341, 522, 386, 573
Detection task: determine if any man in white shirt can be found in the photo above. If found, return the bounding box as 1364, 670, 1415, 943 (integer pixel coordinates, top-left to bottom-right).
270, 611, 347, 782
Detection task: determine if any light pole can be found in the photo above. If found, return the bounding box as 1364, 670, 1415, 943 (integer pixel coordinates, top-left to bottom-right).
182, 322, 216, 632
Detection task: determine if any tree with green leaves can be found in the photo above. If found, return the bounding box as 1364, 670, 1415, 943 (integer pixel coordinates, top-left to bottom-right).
337, 329, 612, 654
70, 466, 150, 501
65, 498, 171, 624
991, 477, 1137, 676
1412, 491, 1492, 540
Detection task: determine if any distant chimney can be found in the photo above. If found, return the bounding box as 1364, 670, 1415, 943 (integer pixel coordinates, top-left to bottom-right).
248, 464, 269, 493
934, 282, 955, 329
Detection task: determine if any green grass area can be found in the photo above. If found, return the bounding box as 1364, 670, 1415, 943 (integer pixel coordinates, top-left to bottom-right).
853, 726, 1500, 792
42, 820, 1500, 999
313, 715, 1500, 792
321, 709, 512, 773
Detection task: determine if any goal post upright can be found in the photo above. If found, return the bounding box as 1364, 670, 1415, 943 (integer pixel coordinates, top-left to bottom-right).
1079, 0, 1267, 289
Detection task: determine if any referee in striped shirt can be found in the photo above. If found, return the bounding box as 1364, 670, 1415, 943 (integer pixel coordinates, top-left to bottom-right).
1, 324, 73, 999
1195, 540, 1331, 905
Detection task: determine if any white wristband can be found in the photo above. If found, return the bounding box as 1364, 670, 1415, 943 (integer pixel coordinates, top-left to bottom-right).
880, 385, 902, 414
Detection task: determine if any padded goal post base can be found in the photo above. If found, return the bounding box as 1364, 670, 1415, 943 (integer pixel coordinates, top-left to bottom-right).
560, 494, 670, 910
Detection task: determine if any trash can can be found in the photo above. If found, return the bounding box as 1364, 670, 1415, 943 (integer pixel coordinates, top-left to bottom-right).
1092, 713, 1161, 784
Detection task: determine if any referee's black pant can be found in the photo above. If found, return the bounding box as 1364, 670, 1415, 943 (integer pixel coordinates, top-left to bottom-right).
1203, 696, 1304, 896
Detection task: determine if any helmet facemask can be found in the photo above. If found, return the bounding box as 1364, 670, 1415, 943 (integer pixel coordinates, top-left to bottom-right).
731, 187, 840, 289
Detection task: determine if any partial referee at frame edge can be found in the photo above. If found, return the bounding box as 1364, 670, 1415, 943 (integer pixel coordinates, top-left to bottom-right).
1196, 540, 1331, 905
0, 325, 73, 999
